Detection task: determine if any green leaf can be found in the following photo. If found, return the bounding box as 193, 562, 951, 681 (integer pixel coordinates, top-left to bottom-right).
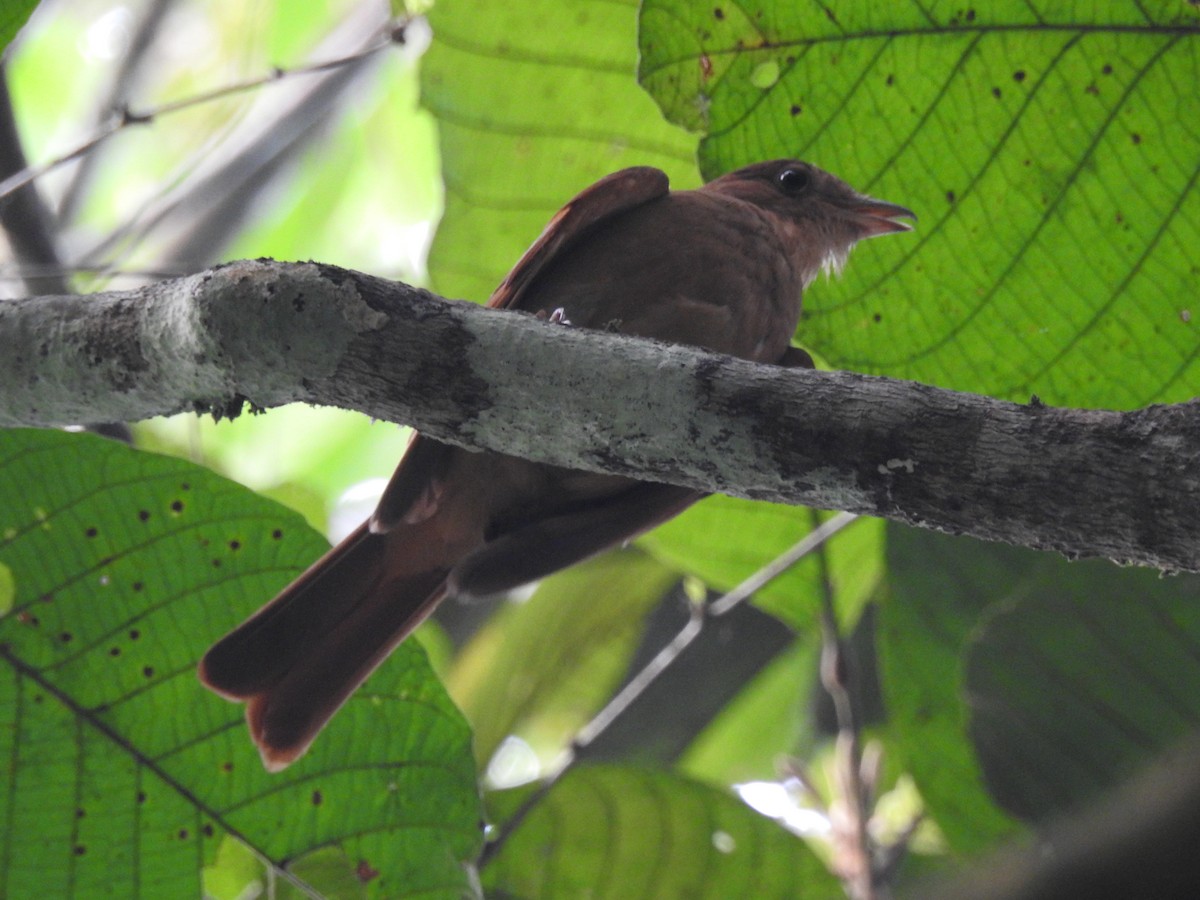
0, 0, 37, 52
879, 525, 1022, 854
639, 2, 1200, 408
642, 500, 882, 632
448, 548, 679, 767
420, 0, 698, 305
484, 764, 839, 897
965, 558, 1200, 823
883, 525, 1200, 854
0, 429, 481, 897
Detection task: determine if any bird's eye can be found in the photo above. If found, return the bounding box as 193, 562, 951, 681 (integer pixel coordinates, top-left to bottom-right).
776, 167, 810, 194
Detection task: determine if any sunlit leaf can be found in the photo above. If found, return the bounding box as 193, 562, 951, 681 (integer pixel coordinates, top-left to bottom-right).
485, 764, 838, 897
643, 500, 882, 631
0, 429, 480, 897
639, 1, 1200, 408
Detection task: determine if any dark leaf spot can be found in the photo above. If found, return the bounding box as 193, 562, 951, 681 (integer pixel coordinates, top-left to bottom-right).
85, 527, 98, 538
222, 761, 234, 772
790, 103, 802, 115
1131, 133, 1142, 144
170, 500, 184, 513
885, 73, 894, 86
138, 510, 151, 522
272, 529, 284, 540
59, 632, 72, 643
142, 666, 155, 678
203, 824, 214, 837
357, 860, 381, 883
992, 86, 1001, 99
713, 6, 724, 18
129, 629, 141, 640
109, 647, 121, 657
1013, 70, 1026, 82
132, 581, 144, 592
1102, 63, 1113, 75
73, 845, 86, 856
873, 313, 883, 323
946, 190, 956, 203
178, 829, 189, 840
136, 791, 147, 804
76, 808, 86, 819
228, 540, 242, 551
312, 790, 323, 805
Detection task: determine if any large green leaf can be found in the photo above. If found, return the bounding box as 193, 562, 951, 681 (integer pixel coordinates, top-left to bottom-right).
965, 557, 1200, 823
639, 1, 1200, 408
0, 429, 481, 897
484, 764, 839, 897
884, 523, 1200, 857
880, 526, 1023, 854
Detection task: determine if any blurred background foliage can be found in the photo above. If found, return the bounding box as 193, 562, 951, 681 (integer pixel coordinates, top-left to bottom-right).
1, 0, 1198, 896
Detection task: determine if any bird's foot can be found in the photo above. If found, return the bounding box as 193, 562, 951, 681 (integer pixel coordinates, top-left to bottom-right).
535, 307, 572, 325
778, 346, 815, 369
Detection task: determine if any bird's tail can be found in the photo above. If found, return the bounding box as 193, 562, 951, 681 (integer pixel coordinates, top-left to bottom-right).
199, 520, 452, 771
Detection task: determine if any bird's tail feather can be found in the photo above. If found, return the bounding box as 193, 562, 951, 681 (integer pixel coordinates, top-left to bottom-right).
199, 520, 452, 770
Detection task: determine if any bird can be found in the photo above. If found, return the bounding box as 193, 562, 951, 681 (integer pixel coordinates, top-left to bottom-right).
199, 159, 914, 771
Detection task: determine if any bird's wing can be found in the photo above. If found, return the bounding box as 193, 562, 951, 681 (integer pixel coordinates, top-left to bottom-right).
488, 166, 670, 312
372, 167, 670, 531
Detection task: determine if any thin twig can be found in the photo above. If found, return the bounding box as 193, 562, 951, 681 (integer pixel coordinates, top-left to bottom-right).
813, 508, 878, 899
478, 512, 861, 867
0, 262, 187, 281
56, 0, 181, 225
0, 27, 401, 203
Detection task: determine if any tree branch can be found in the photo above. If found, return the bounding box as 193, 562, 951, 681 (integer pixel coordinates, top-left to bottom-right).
1, 259, 1196, 572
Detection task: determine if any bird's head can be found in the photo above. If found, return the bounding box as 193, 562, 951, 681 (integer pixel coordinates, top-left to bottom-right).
706, 159, 915, 283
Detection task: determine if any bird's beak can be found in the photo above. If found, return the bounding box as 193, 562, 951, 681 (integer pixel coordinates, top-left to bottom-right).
850, 197, 917, 238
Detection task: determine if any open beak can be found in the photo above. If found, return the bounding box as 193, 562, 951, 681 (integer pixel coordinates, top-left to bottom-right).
851, 197, 917, 238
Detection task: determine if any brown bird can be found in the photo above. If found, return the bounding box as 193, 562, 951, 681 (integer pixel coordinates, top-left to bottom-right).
199, 160, 914, 770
